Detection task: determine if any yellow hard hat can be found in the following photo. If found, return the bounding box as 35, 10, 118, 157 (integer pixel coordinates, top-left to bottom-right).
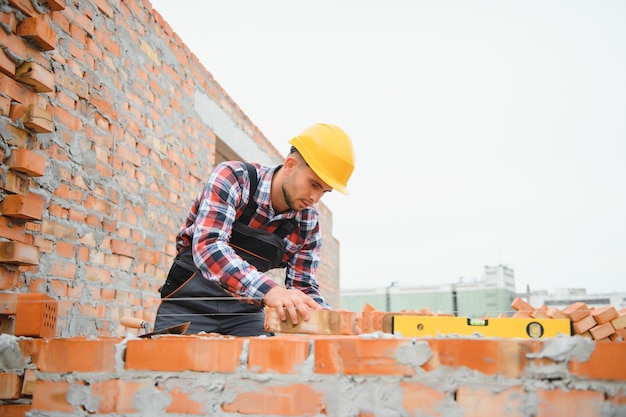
289, 123, 355, 195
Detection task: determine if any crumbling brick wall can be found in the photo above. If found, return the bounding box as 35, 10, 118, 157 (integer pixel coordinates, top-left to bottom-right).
0, 0, 341, 339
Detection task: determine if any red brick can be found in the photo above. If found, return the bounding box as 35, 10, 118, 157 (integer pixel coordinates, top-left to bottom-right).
511, 297, 534, 312
315, 337, 416, 376
572, 314, 597, 334
15, 15, 57, 51
570, 342, 626, 381
0, 217, 26, 242
222, 381, 325, 416
0, 404, 31, 417
0, 169, 30, 195
248, 336, 310, 374
0, 241, 39, 265
38, 337, 121, 372
0, 373, 22, 400
0, 193, 46, 220
6, 148, 46, 177
562, 302, 590, 322
0, 49, 15, 77
7, 0, 36, 16
111, 239, 137, 258
0, 267, 19, 290
424, 338, 531, 378
23, 105, 53, 133
125, 335, 243, 372
15, 62, 54, 93
264, 307, 357, 335
14, 293, 57, 338
536, 389, 604, 417
47, 0, 65, 11
611, 313, 626, 330
589, 322, 615, 340
31, 380, 74, 412
591, 306, 619, 325
400, 381, 447, 416
457, 385, 525, 417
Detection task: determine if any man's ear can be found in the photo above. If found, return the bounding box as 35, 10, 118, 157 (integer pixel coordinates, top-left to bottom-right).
283, 155, 298, 172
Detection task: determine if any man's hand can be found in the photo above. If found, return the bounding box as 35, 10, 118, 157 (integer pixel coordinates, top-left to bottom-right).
263, 287, 322, 325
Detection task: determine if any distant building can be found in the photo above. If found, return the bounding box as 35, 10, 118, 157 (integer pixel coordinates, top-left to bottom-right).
340, 265, 517, 318
529, 288, 626, 311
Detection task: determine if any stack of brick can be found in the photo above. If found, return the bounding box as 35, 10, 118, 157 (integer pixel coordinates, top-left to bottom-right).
511, 297, 626, 342
0, 292, 57, 408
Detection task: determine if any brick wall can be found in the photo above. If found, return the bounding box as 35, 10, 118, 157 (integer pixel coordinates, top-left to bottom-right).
0, 333, 624, 416
0, 0, 340, 339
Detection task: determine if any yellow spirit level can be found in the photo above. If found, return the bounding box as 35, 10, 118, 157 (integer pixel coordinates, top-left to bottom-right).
391, 316, 572, 339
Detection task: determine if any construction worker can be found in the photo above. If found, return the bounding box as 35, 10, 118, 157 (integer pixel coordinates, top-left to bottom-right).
154, 123, 356, 336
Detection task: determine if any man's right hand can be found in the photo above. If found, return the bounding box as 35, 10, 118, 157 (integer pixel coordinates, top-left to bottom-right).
263, 286, 322, 325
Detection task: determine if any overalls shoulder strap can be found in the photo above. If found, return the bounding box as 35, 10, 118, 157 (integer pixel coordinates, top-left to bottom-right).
237, 163, 296, 239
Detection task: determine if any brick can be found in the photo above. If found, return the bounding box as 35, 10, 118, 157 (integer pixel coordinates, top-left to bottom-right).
0, 241, 39, 266
589, 322, 615, 340
0, 404, 31, 417
20, 369, 35, 396
0, 49, 16, 77
47, 0, 66, 11
0, 292, 19, 314
570, 342, 626, 380
572, 314, 597, 334
7, 0, 36, 16
222, 381, 325, 416
0, 316, 16, 335
31, 380, 73, 412
38, 337, 121, 372
424, 338, 532, 378
0, 73, 35, 105
248, 336, 310, 374
546, 307, 568, 320
591, 306, 619, 325
0, 95, 10, 116
0, 267, 19, 290
264, 307, 357, 335
511, 297, 534, 312
0, 169, 30, 195
15, 293, 57, 338
315, 337, 417, 376
536, 389, 604, 417
6, 148, 47, 177
125, 335, 243, 372
400, 381, 447, 416
0, 373, 22, 400
23, 105, 53, 133
457, 385, 525, 417
562, 302, 590, 322
15, 62, 54, 93
612, 313, 626, 330
15, 15, 57, 51
1, 193, 46, 220
111, 239, 137, 258
530, 310, 551, 319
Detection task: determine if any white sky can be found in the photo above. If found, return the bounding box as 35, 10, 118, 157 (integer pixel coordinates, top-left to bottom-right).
150, 0, 626, 294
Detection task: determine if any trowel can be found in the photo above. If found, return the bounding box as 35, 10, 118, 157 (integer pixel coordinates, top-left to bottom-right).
120, 316, 190, 339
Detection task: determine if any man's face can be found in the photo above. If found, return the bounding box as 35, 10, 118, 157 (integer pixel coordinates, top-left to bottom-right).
282, 154, 332, 211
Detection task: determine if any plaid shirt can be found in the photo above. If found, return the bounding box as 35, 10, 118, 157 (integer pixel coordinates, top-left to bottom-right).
176, 161, 330, 308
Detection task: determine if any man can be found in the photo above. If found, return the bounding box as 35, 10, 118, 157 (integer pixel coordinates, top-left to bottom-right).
154, 123, 356, 336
